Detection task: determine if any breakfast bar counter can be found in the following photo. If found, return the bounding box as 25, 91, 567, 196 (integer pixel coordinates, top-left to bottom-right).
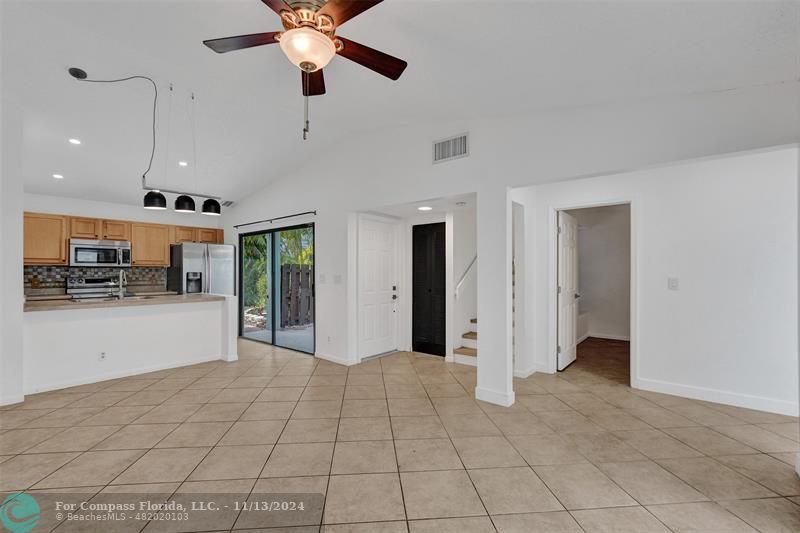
24, 293, 225, 312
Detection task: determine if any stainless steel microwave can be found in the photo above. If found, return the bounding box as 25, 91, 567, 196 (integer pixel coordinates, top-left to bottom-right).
69, 239, 132, 267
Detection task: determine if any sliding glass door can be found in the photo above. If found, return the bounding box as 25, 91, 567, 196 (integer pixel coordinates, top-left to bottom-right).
239, 224, 314, 353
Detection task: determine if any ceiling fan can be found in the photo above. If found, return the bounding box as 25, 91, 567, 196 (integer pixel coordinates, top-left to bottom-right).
203, 1, 407, 137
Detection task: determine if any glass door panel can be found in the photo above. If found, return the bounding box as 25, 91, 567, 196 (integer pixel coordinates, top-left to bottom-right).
274, 226, 315, 353
241, 232, 272, 344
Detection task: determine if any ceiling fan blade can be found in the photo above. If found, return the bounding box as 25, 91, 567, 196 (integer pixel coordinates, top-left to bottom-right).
317, 0, 384, 27
260, 0, 298, 17
203, 31, 281, 53
302, 70, 326, 96
336, 37, 407, 80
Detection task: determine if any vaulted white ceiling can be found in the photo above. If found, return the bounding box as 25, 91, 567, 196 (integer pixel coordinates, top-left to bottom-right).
5, 0, 798, 207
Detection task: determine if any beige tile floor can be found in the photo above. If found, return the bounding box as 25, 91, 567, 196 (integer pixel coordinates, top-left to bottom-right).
0, 337, 798, 532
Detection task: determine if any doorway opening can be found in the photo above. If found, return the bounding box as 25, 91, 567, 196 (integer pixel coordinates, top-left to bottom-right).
556, 204, 631, 383
412, 222, 446, 356
239, 223, 315, 354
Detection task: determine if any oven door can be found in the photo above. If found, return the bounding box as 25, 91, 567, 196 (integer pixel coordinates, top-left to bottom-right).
70, 244, 120, 267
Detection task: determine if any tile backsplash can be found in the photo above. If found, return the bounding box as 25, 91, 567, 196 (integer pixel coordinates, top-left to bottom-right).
25, 266, 166, 290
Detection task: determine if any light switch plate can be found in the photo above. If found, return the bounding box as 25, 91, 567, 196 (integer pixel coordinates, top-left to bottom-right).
667, 277, 679, 291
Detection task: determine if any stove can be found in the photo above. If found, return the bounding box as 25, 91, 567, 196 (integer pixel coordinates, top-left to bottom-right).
66, 276, 122, 299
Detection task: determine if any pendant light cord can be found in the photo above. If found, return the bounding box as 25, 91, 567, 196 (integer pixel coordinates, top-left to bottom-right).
74, 75, 158, 180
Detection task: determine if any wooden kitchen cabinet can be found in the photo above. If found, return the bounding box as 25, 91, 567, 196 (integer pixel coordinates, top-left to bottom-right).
131, 223, 170, 266
102, 220, 131, 241
24, 213, 68, 265
197, 228, 219, 243
70, 217, 102, 239
172, 226, 197, 243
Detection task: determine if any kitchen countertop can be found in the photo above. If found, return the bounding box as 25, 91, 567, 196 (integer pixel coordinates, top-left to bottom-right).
24, 293, 226, 312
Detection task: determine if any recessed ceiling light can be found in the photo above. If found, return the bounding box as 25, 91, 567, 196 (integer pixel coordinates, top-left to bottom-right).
178, 161, 188, 167
417, 206, 433, 211
52, 174, 63, 179
68, 138, 81, 145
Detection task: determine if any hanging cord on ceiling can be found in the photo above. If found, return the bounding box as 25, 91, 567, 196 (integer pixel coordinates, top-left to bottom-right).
190, 92, 198, 185
72, 75, 158, 181
162, 83, 174, 189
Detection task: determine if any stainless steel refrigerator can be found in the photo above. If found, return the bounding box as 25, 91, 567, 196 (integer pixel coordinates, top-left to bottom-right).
167, 243, 236, 295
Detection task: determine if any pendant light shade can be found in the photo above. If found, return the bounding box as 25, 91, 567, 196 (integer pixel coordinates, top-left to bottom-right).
202, 198, 221, 216
143, 191, 167, 210
175, 194, 196, 213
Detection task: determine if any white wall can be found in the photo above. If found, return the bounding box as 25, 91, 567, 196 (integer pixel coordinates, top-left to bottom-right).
0, 2, 25, 405
568, 204, 631, 340
517, 147, 798, 415
221, 81, 798, 405
453, 203, 477, 342
24, 192, 223, 227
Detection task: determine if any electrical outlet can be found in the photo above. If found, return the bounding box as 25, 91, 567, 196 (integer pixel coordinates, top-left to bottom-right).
667, 277, 680, 291
327, 336, 332, 344
98, 352, 107, 361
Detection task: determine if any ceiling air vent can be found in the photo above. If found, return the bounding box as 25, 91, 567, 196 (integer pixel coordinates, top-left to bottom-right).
433, 133, 469, 164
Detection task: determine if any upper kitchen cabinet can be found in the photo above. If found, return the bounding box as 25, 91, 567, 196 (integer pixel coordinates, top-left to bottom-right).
24, 213, 68, 265
131, 223, 170, 266
172, 226, 197, 243
171, 226, 223, 244
70, 217, 102, 239
197, 228, 220, 243
102, 220, 131, 241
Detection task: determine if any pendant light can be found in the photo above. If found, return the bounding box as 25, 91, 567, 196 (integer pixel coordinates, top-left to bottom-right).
175, 194, 196, 213
202, 198, 221, 216
144, 190, 167, 210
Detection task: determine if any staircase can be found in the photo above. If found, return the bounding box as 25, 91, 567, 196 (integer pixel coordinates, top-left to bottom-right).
454, 318, 477, 366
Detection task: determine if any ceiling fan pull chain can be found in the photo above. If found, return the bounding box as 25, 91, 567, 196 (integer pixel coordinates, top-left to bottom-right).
303, 93, 310, 141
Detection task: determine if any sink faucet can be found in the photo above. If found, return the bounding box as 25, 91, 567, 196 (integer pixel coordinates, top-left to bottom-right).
118, 269, 127, 300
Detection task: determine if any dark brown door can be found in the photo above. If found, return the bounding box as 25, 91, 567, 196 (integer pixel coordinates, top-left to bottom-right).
412, 222, 446, 356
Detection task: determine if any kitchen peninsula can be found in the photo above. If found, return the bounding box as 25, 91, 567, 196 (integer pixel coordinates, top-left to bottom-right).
14, 210, 238, 400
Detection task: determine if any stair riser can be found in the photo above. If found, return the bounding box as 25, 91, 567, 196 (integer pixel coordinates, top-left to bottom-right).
454, 354, 477, 367
469, 322, 477, 333
461, 337, 477, 350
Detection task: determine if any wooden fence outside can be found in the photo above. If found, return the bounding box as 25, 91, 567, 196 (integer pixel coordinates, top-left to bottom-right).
280, 264, 313, 327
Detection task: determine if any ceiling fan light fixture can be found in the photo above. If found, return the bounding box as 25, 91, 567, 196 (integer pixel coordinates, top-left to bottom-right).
143, 191, 167, 210
174, 194, 196, 213
202, 198, 222, 216
279, 27, 335, 72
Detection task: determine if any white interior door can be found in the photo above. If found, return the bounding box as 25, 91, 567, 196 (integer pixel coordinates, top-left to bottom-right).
557, 211, 579, 370
358, 216, 398, 358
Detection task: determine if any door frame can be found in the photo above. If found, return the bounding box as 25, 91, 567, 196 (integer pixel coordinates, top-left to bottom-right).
551, 200, 636, 383
238, 222, 316, 355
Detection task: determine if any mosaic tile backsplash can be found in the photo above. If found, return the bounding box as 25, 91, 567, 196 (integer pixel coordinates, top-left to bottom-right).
24, 266, 166, 290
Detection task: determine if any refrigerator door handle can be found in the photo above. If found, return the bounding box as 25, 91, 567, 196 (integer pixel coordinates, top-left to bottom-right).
205, 246, 210, 293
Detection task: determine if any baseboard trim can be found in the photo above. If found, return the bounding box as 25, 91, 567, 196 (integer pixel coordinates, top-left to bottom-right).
315, 352, 358, 367
475, 386, 515, 407
634, 376, 798, 416
514, 366, 536, 378
587, 333, 630, 342
576, 333, 590, 345
0, 394, 25, 407
23, 355, 224, 396
445, 355, 455, 363
796, 454, 800, 478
